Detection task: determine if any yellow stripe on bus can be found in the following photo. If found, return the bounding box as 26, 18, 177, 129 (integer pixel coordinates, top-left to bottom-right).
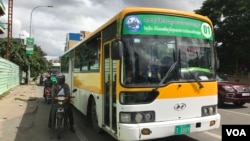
73, 73, 102, 93
73, 72, 218, 99
157, 81, 218, 99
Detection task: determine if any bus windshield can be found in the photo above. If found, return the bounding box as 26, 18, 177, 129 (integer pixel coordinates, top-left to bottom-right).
121, 36, 214, 86
121, 14, 215, 87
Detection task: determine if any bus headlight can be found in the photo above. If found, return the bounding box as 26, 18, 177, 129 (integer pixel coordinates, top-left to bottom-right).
144, 112, 153, 122
202, 105, 216, 116
120, 111, 155, 123
135, 113, 143, 123
120, 113, 131, 123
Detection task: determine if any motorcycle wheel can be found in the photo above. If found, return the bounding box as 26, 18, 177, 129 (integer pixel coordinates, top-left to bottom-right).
57, 130, 61, 139
45, 96, 51, 104
57, 118, 62, 139
45, 97, 48, 103
47, 99, 51, 104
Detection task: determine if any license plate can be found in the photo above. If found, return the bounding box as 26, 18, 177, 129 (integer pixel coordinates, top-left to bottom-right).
242, 93, 250, 96
175, 124, 190, 135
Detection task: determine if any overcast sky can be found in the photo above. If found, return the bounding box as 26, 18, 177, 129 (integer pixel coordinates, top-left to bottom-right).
0, 0, 205, 60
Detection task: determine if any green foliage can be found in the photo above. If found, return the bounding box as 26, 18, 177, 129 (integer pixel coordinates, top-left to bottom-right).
194, 0, 250, 74
0, 38, 51, 79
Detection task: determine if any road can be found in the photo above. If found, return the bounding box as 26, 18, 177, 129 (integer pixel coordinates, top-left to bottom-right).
11, 85, 250, 141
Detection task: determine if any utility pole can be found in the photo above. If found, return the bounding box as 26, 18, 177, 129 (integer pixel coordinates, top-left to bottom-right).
6, 0, 13, 60
27, 5, 53, 85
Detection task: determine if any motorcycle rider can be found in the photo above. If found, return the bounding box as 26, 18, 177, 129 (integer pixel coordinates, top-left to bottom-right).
48, 73, 75, 133
43, 74, 53, 97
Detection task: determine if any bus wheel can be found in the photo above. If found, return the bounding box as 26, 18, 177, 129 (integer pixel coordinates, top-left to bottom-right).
90, 98, 102, 133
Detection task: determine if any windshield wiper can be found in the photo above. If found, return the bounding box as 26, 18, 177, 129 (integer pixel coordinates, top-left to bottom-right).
152, 62, 178, 92
152, 48, 204, 92
187, 69, 204, 89
152, 49, 178, 92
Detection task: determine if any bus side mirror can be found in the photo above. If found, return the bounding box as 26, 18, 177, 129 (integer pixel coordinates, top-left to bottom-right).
214, 41, 222, 70
112, 40, 123, 60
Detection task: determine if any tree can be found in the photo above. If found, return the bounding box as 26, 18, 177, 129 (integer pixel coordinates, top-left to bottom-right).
194, 0, 250, 74
0, 38, 51, 82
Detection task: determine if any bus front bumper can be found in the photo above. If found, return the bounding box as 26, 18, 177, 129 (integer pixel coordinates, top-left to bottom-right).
118, 113, 221, 141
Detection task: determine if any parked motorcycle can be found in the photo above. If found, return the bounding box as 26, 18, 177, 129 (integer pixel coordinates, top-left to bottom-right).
44, 87, 52, 104
54, 89, 77, 139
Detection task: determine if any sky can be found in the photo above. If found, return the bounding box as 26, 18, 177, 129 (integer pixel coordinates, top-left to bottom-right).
0, 0, 205, 60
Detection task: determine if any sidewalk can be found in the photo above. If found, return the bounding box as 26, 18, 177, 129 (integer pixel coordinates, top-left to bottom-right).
0, 82, 38, 140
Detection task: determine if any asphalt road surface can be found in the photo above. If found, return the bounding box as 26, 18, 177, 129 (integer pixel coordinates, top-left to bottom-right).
11, 85, 250, 141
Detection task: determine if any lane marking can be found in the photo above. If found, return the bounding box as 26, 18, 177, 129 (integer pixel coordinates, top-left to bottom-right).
204, 131, 221, 140
219, 109, 250, 116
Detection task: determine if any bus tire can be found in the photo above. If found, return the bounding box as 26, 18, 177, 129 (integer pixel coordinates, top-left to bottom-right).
90, 98, 102, 133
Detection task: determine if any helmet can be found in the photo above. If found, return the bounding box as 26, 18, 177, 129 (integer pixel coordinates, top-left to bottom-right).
56, 73, 65, 84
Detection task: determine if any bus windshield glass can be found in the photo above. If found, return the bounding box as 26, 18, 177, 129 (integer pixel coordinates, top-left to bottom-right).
121, 14, 215, 87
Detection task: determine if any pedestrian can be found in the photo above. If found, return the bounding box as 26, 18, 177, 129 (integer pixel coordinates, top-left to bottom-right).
39, 73, 44, 85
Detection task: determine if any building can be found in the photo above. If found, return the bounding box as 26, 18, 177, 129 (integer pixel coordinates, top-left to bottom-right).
64, 30, 91, 52
80, 30, 91, 40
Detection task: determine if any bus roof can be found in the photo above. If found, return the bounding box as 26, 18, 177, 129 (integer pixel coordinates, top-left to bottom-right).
62, 7, 213, 55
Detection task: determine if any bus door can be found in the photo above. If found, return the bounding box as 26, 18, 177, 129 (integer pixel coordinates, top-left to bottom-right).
104, 42, 117, 132
69, 52, 74, 91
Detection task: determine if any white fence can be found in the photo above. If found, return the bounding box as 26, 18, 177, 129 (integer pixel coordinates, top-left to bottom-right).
0, 57, 20, 96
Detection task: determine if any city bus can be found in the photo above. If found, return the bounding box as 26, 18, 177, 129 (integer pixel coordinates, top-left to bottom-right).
50, 62, 61, 83
60, 7, 221, 141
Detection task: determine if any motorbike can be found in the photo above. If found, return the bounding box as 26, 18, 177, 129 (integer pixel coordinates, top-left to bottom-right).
54, 89, 77, 139
44, 87, 52, 104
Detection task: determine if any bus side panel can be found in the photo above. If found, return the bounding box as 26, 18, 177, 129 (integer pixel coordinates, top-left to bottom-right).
72, 73, 103, 116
